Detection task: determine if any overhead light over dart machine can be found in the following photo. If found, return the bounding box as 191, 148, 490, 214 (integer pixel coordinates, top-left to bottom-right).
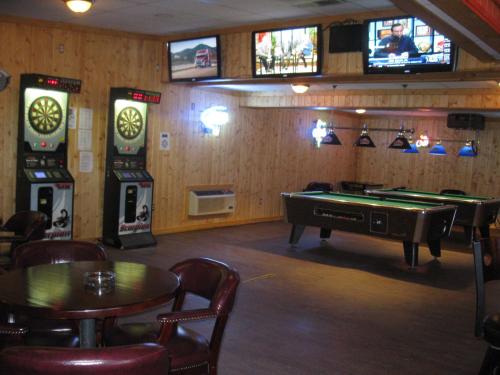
102, 87, 161, 249
16, 74, 81, 240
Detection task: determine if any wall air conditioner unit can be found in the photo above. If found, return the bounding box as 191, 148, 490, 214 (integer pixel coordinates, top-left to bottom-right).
188, 190, 235, 216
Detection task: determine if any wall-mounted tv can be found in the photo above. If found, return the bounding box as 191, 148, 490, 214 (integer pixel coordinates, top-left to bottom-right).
363, 16, 457, 74
252, 25, 322, 78
167, 35, 221, 82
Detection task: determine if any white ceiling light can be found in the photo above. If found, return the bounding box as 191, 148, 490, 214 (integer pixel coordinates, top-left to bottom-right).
291, 84, 309, 94
355, 109, 366, 114
64, 0, 94, 13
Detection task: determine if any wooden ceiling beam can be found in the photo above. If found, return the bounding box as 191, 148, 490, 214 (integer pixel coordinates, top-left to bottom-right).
431, 0, 500, 53
180, 70, 500, 87
391, 0, 498, 62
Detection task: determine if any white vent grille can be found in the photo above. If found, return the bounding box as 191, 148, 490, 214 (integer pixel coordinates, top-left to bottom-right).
188, 190, 235, 216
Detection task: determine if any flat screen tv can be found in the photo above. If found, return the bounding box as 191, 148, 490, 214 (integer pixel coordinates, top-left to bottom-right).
363, 16, 457, 74
252, 25, 322, 78
167, 35, 221, 82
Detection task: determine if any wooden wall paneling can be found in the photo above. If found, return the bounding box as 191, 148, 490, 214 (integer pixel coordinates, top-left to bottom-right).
239, 88, 500, 110
456, 50, 500, 71
155, 86, 190, 230
221, 33, 252, 78
1, 18, 499, 239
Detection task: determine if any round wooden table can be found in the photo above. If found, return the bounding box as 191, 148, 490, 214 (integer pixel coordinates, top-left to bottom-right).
0, 261, 179, 347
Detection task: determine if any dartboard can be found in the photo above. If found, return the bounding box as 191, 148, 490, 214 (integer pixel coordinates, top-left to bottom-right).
28, 96, 63, 135
117, 107, 143, 140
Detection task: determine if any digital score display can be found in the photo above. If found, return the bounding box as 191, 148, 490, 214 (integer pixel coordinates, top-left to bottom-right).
128, 90, 161, 104
33, 75, 82, 93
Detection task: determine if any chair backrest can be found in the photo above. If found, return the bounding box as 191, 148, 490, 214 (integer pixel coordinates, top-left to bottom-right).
473, 237, 500, 337
11, 240, 107, 269
440, 189, 466, 195
1, 211, 47, 251
303, 182, 334, 192
0, 323, 28, 349
170, 257, 240, 366
171, 257, 240, 315
0, 343, 169, 375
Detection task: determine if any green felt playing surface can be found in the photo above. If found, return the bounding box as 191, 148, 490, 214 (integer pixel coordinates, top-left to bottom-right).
291, 192, 442, 209
376, 189, 490, 202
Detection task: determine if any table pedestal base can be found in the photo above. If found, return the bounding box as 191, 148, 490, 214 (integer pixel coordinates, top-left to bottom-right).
80, 319, 96, 348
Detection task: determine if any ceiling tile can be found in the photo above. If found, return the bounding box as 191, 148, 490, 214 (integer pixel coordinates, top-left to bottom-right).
0, 0, 395, 34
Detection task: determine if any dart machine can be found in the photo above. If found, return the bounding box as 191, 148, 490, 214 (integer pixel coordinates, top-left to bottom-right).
102, 88, 161, 249
16, 73, 81, 240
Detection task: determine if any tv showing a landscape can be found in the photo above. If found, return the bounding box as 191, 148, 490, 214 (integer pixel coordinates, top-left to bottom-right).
167, 35, 221, 82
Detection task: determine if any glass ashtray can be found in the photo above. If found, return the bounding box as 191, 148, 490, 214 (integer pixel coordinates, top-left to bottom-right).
84, 271, 115, 295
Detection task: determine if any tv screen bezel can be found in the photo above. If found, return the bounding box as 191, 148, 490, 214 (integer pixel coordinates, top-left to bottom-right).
251, 24, 323, 79
362, 15, 458, 75
167, 35, 222, 82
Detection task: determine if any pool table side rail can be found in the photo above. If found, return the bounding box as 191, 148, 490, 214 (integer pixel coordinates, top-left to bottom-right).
281, 192, 457, 244
367, 188, 499, 203
365, 189, 500, 227
283, 191, 455, 211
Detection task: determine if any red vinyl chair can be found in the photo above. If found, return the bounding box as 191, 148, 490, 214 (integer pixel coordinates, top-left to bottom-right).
9, 240, 107, 347
0, 211, 47, 251
0, 343, 170, 375
105, 257, 240, 375
0, 323, 28, 350
0, 211, 47, 268
11, 239, 107, 268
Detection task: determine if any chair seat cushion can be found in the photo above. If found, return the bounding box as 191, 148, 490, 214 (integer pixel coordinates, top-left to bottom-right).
483, 313, 500, 347
105, 323, 210, 370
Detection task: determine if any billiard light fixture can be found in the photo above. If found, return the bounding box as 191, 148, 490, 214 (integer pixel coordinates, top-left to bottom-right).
310, 121, 415, 149
388, 127, 411, 150
291, 84, 309, 94
429, 141, 447, 155
354, 124, 375, 148
64, 0, 94, 13
458, 140, 478, 157
322, 129, 342, 146
403, 136, 419, 153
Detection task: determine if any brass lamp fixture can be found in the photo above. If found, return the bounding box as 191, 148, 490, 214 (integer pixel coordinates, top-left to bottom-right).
64, 0, 94, 13
354, 124, 375, 148
312, 120, 415, 149
388, 126, 411, 150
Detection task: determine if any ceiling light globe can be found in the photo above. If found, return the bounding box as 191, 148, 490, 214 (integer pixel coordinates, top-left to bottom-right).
291, 84, 309, 94
65, 0, 94, 13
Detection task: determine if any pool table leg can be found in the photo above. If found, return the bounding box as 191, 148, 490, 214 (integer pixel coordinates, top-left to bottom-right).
320, 228, 332, 240
403, 241, 419, 268
289, 224, 305, 245
464, 225, 474, 243
427, 239, 441, 258
479, 225, 490, 239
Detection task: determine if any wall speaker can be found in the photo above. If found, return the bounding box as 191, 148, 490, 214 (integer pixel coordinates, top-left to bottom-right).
447, 113, 485, 130
0, 69, 11, 92
329, 24, 363, 53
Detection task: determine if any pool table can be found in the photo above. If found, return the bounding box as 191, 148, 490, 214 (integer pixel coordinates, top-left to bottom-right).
282, 191, 457, 267
366, 188, 500, 241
